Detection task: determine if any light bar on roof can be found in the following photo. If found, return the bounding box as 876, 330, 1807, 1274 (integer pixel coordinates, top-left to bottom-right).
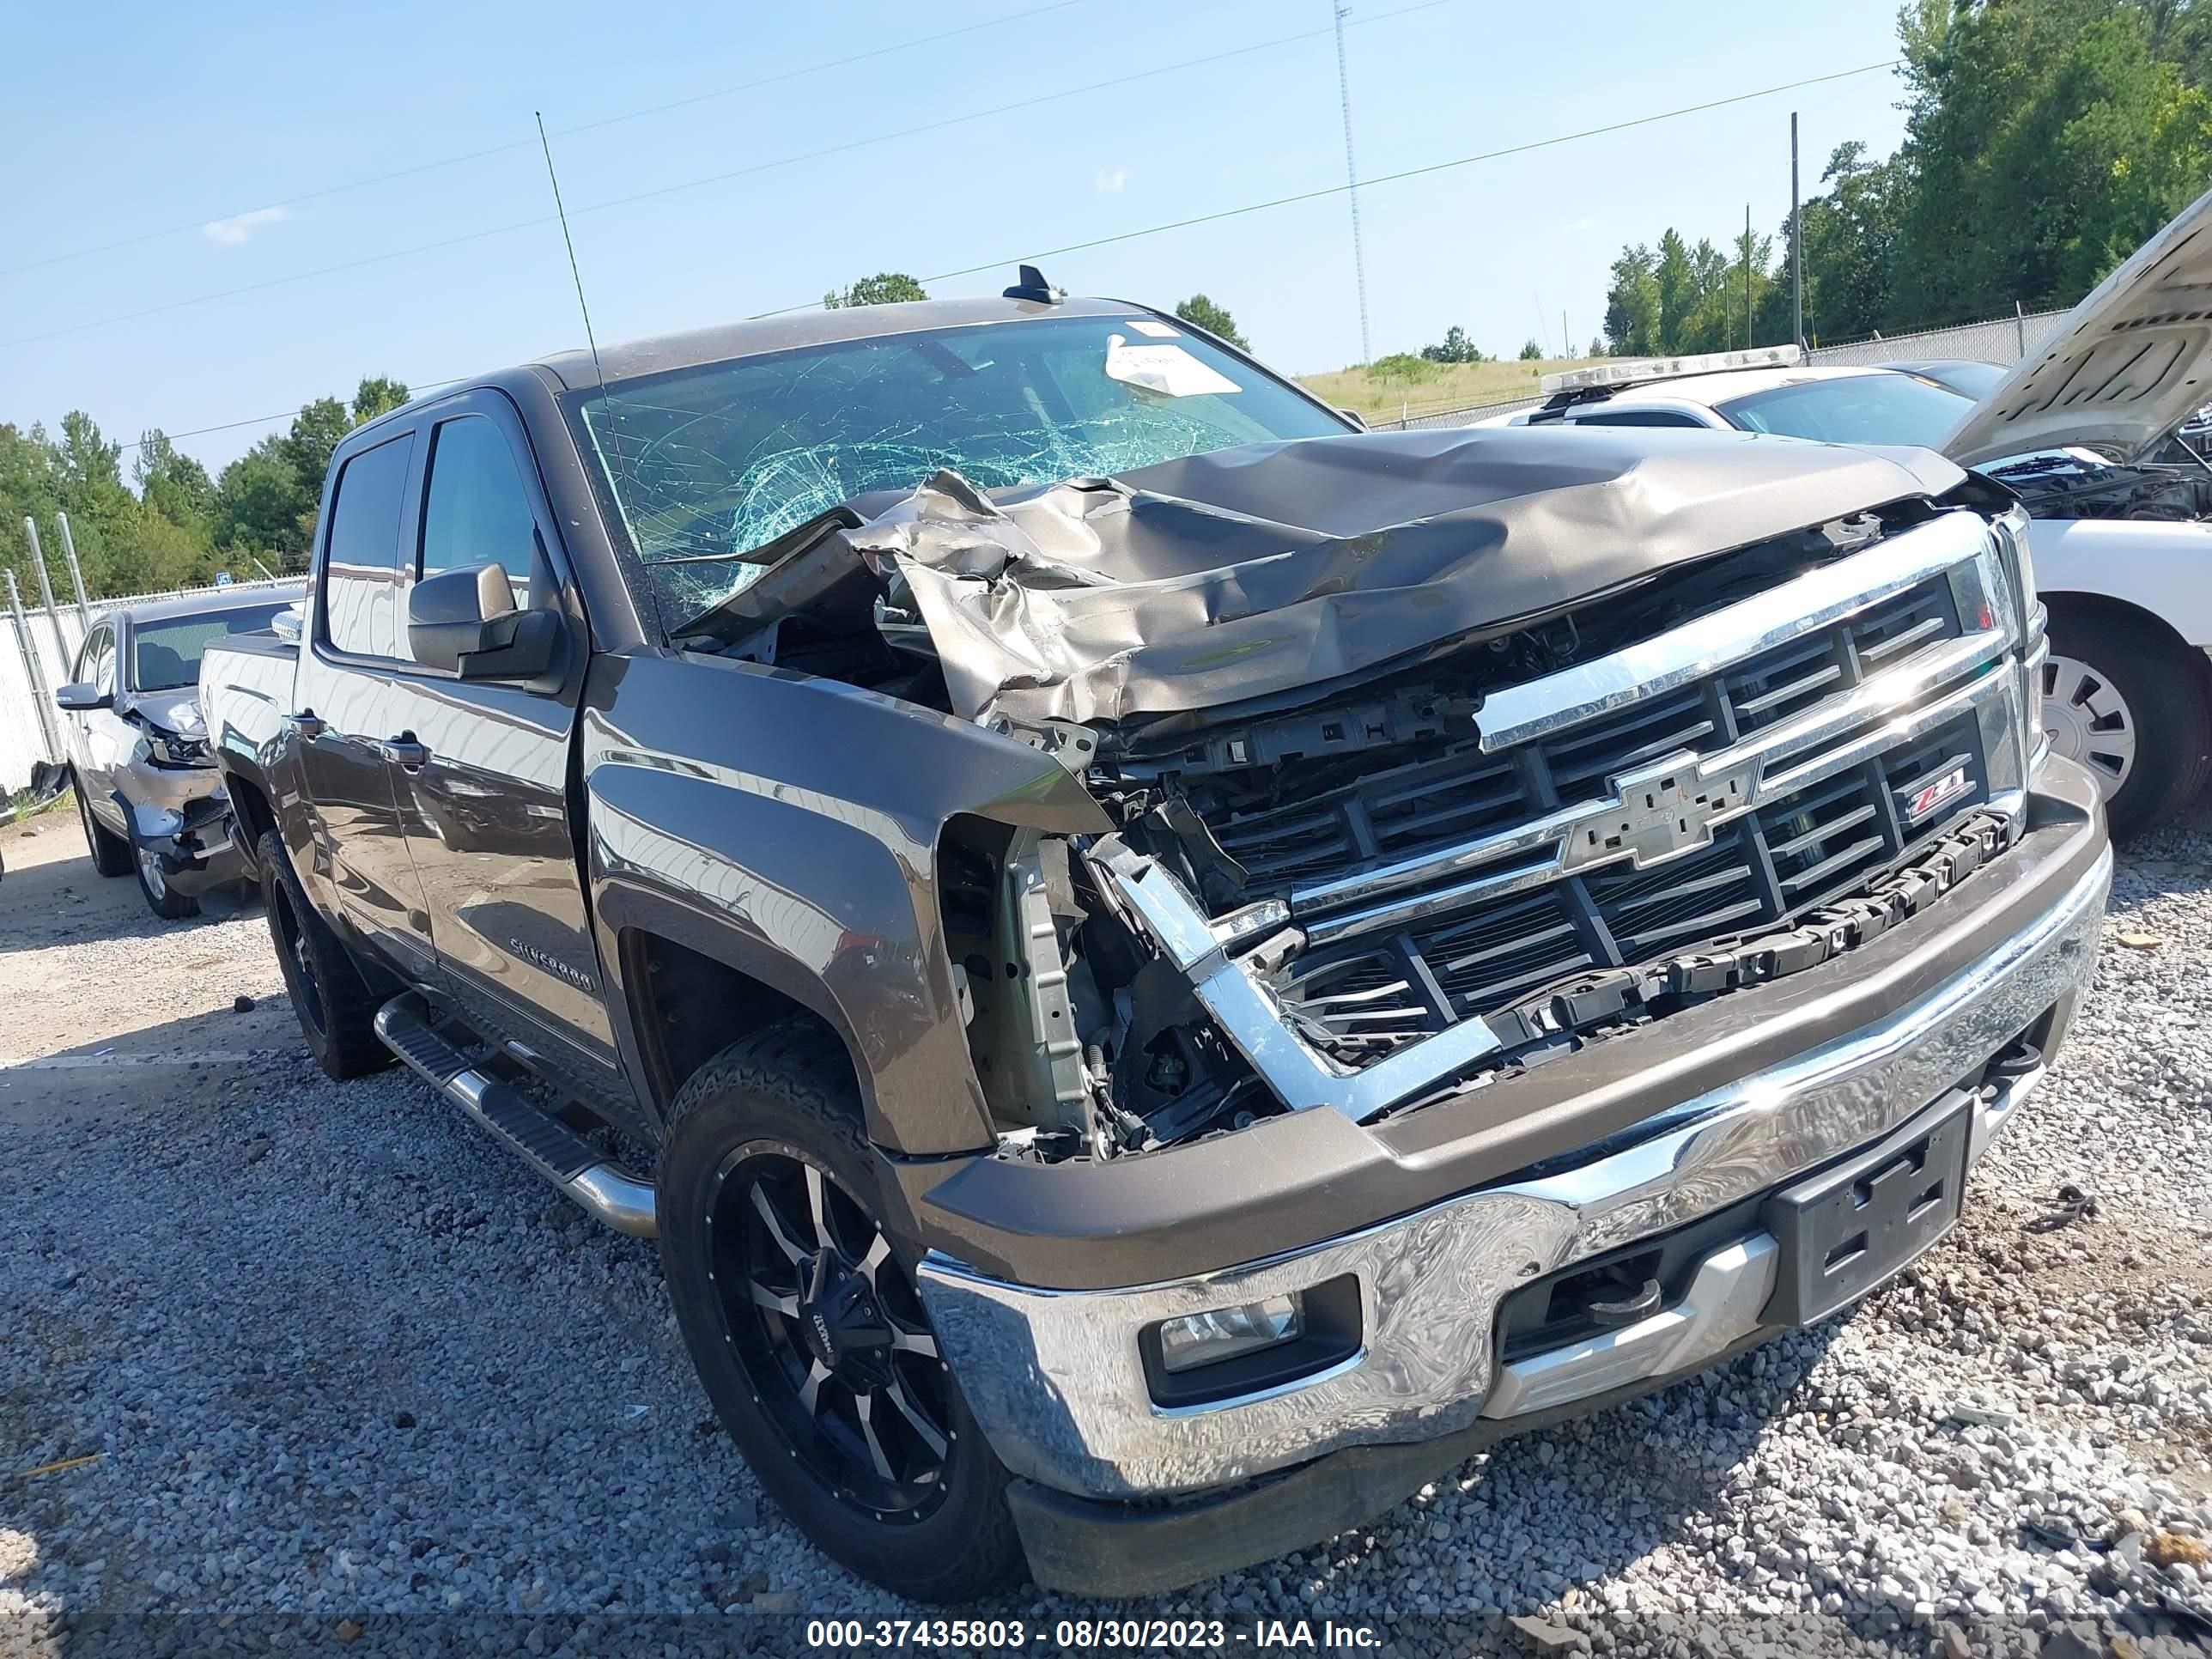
1541, 343, 1803, 395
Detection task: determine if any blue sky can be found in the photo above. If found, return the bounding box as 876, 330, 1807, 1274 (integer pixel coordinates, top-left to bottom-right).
0, 1, 1911, 472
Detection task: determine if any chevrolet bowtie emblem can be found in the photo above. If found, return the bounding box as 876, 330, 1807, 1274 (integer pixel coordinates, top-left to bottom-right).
1559, 755, 1760, 873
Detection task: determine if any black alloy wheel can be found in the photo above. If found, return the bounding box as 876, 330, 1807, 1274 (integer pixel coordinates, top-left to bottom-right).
714, 1147, 955, 1522
658, 1021, 1024, 1601
255, 829, 392, 1079
267, 865, 326, 1035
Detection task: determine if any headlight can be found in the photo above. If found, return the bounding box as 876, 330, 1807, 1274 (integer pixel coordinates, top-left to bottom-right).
1995, 503, 2039, 641
145, 731, 212, 766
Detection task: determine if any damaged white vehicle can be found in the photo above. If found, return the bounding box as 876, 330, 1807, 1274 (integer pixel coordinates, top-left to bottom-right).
1517, 187, 2212, 838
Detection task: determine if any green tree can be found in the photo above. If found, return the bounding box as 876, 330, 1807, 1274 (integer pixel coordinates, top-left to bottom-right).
1172, 294, 1249, 349
1890, 0, 2212, 325
1602, 245, 1662, 356
1789, 142, 1906, 342
351, 375, 410, 423
211, 442, 315, 563
823, 272, 928, 308
135, 430, 215, 533
1419, 325, 1482, 363
1655, 229, 1697, 352
3, 372, 416, 596
1518, 339, 1544, 361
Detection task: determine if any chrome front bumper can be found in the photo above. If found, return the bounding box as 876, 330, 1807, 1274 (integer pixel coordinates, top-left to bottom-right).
917, 837, 2110, 1501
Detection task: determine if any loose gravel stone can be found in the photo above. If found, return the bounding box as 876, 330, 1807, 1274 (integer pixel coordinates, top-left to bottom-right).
4, 804, 2212, 1658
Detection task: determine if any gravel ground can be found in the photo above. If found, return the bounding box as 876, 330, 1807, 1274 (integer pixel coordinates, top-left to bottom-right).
4, 799, 2212, 1658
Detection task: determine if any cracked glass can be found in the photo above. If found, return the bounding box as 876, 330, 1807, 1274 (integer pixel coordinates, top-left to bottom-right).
570, 314, 1346, 619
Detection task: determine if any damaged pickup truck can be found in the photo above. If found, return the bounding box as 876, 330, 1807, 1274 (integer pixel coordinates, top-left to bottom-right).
200, 279, 2109, 1601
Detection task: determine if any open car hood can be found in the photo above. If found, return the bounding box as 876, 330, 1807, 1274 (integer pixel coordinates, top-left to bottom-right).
831, 427, 1966, 729
1942, 184, 2212, 469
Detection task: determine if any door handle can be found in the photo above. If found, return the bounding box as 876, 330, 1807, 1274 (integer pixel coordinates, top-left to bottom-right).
287, 710, 326, 739
380, 735, 431, 769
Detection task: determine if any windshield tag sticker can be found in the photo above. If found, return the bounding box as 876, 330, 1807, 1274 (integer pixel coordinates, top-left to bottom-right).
1125, 319, 1180, 338
1104, 334, 1241, 398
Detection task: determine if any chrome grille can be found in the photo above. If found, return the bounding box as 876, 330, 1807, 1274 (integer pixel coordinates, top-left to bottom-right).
1253, 514, 2028, 1062
1103, 507, 2039, 1121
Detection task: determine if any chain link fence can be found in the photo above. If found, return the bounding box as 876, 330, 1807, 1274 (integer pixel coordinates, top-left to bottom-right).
1369, 305, 2075, 431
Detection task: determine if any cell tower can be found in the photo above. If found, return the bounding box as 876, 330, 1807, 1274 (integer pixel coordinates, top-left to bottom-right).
1334, 1, 1372, 365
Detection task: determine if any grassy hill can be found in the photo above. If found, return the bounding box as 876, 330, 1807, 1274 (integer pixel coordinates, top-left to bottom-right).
1299, 356, 1603, 423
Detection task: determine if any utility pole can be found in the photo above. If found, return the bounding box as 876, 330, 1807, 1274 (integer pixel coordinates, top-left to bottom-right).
1744, 204, 1753, 349
1790, 112, 1805, 350
54, 512, 92, 627
5, 568, 63, 763
1333, 1, 1372, 365
21, 517, 68, 669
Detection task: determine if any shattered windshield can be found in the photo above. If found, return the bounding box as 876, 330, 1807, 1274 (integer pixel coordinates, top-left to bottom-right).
569, 313, 1347, 617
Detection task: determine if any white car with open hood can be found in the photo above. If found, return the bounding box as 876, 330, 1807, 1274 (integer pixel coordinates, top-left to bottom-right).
1516, 186, 2212, 838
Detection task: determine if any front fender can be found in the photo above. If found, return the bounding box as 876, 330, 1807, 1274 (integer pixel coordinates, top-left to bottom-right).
581, 650, 1109, 1157
2027, 514, 2212, 646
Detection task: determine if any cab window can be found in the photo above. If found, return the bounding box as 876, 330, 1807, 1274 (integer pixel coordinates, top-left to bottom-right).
418, 416, 538, 592
399, 415, 544, 666
319, 433, 416, 659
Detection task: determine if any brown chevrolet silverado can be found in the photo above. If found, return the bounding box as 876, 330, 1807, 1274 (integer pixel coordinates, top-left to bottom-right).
199, 274, 2109, 1602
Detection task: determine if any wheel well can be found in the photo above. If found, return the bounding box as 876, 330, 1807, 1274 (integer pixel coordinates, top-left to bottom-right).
623, 930, 856, 1115
2045, 589, 2212, 687
227, 772, 278, 848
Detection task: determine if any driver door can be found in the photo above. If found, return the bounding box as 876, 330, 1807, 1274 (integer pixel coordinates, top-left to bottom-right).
380, 391, 622, 1094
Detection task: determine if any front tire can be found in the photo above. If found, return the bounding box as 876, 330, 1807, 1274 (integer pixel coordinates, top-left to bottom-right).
659, 1020, 1024, 1603
76, 777, 131, 877
134, 841, 200, 921
257, 829, 392, 1079
2042, 601, 2212, 840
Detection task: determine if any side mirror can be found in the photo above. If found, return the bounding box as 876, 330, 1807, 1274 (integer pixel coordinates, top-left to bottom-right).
55, 682, 109, 712
1338, 407, 1369, 430
408, 562, 562, 681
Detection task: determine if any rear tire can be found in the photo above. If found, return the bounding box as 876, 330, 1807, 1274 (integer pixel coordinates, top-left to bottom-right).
257, 829, 392, 1079
134, 841, 200, 921
2042, 600, 2212, 841
75, 776, 131, 877
658, 1019, 1026, 1603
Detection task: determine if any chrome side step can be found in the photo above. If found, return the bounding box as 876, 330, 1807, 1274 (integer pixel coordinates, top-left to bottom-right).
373, 994, 658, 1237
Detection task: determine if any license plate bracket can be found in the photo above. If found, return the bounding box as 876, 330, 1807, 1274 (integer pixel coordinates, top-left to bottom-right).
1759, 1090, 1974, 1328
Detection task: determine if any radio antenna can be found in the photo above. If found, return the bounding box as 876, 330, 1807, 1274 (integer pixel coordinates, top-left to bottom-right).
536, 112, 609, 387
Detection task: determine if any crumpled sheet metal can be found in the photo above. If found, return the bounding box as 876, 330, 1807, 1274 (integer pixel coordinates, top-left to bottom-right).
839, 428, 1966, 728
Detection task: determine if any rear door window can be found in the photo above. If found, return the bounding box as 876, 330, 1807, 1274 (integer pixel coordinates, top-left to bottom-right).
76, 623, 111, 690
319, 433, 416, 658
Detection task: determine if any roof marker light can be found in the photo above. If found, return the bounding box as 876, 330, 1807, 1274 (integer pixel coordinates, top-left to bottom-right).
1541, 343, 1803, 396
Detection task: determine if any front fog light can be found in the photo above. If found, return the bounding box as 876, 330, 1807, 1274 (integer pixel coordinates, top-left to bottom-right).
1157, 1292, 1304, 1373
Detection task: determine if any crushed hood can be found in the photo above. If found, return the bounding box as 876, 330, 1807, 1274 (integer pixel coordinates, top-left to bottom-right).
840, 427, 1965, 727
1943, 183, 2212, 468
